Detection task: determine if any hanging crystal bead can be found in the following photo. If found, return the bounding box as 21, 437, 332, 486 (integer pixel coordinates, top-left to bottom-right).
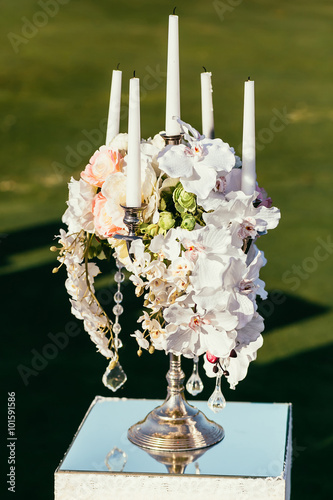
112, 322, 121, 335
112, 304, 124, 316
102, 361, 127, 392
114, 291, 123, 302
207, 371, 226, 413
113, 337, 123, 350
114, 271, 125, 283
186, 356, 204, 396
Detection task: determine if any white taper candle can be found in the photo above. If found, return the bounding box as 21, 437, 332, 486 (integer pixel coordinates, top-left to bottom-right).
106, 69, 122, 146
201, 70, 215, 139
165, 14, 181, 136
241, 78, 256, 195
126, 77, 141, 207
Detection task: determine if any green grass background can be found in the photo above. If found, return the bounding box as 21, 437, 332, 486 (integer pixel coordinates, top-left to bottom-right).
1, 0, 332, 498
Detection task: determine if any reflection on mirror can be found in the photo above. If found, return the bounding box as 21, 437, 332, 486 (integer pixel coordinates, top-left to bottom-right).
105, 447, 127, 472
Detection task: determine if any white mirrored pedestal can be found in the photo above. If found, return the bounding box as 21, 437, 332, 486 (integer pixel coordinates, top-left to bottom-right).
55, 397, 292, 500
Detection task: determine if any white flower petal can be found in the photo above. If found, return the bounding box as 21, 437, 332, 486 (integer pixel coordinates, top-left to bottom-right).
181, 163, 217, 199
201, 324, 236, 358
157, 145, 194, 178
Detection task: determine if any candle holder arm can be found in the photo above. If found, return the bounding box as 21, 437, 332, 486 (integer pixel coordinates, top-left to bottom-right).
113, 204, 147, 262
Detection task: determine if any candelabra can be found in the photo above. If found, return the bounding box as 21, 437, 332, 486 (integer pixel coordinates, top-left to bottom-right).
113, 132, 224, 453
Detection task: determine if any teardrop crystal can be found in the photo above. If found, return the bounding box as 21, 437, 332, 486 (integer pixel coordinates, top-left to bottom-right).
102, 362, 127, 392
186, 357, 204, 396
207, 373, 226, 413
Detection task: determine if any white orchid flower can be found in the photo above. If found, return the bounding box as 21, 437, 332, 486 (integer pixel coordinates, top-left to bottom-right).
179, 224, 234, 263
225, 331, 264, 389
62, 177, 96, 234
149, 228, 182, 261
131, 330, 149, 350
129, 239, 151, 275
203, 191, 281, 248
197, 167, 242, 211
157, 120, 235, 199
129, 274, 145, 296
163, 303, 238, 359
194, 250, 267, 328
203, 313, 264, 383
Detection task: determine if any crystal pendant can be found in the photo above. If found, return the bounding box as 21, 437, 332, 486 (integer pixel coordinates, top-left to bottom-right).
186, 356, 204, 396
105, 447, 127, 472
102, 362, 127, 392
114, 271, 125, 283
113, 304, 124, 316
207, 372, 226, 413
113, 322, 121, 335
113, 337, 123, 350
114, 291, 123, 302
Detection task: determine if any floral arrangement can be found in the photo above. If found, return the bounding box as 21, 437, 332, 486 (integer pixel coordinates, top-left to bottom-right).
54, 119, 280, 395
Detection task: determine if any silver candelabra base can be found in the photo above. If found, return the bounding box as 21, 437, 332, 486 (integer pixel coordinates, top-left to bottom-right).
127, 354, 224, 452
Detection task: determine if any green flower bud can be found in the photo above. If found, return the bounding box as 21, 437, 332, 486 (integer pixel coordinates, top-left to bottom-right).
173, 182, 196, 213
139, 223, 158, 237
159, 197, 167, 211
159, 211, 175, 231
173, 183, 183, 203
146, 224, 159, 237
159, 189, 173, 211
174, 201, 186, 214
181, 213, 196, 231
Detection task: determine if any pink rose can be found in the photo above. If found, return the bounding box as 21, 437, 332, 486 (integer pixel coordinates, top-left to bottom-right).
92, 192, 122, 238
81, 146, 123, 188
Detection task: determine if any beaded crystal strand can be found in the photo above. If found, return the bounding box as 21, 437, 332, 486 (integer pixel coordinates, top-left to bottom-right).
112, 259, 125, 348
102, 259, 127, 391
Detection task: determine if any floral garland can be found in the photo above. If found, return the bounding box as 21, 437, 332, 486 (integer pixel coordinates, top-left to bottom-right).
54, 119, 280, 391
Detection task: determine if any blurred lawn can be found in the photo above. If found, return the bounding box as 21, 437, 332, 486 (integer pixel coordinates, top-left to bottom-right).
1, 1, 332, 499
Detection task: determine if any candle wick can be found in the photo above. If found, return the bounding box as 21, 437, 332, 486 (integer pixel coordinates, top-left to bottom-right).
133, 70, 136, 78
173, 6, 177, 15
248, 76, 251, 81
202, 66, 207, 72
117, 62, 120, 70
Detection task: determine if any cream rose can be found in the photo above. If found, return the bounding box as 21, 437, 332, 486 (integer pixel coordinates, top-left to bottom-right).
92, 192, 123, 238
81, 146, 123, 188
